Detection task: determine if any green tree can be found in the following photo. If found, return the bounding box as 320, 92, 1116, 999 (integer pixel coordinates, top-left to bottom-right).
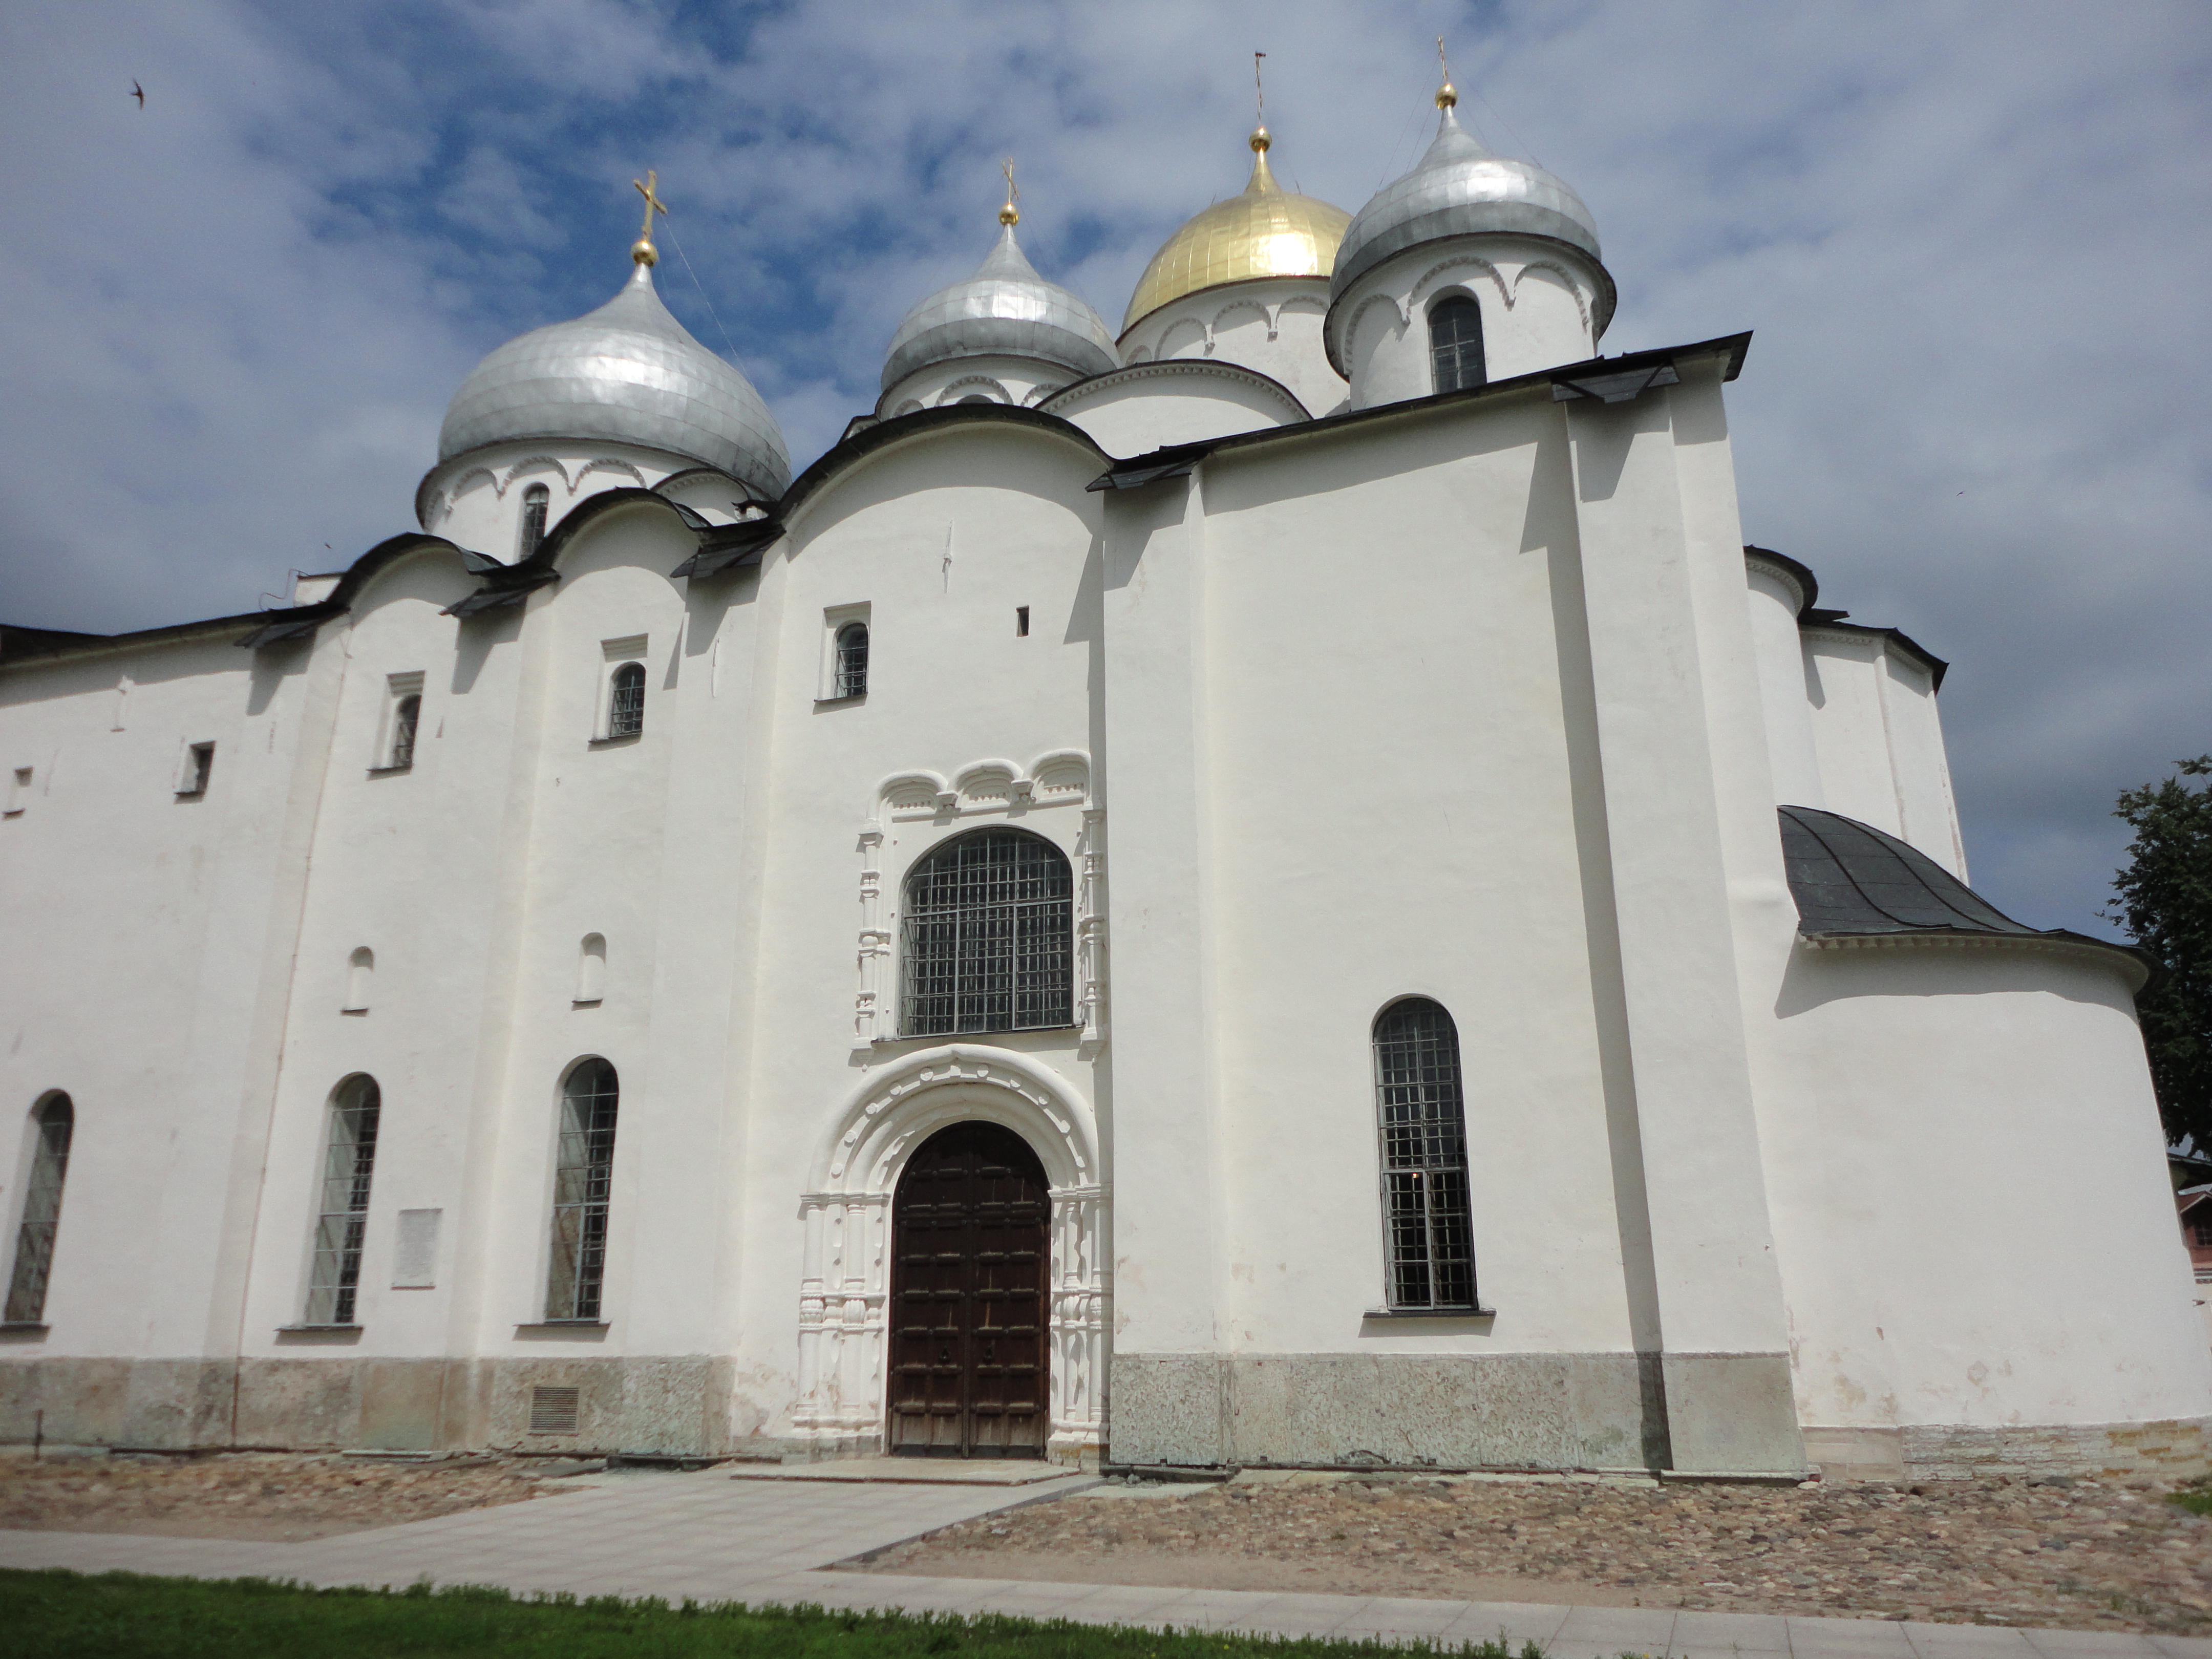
2109, 756, 2212, 1151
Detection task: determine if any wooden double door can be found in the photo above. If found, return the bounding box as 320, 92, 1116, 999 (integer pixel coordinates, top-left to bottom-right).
887, 1121, 1050, 1458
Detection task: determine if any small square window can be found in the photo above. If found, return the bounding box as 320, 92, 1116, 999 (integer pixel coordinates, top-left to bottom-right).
177, 742, 215, 797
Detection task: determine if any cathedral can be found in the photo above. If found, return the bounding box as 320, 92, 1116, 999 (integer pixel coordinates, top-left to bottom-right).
3, 76, 2207, 1482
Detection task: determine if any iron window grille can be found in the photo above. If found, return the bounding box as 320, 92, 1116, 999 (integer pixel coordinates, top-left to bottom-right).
304, 1076, 380, 1325
1374, 998, 1478, 1310
900, 829, 1073, 1036
546, 1058, 619, 1321
518, 483, 550, 558
1429, 296, 1486, 394
388, 695, 420, 769
834, 623, 869, 698
4, 1095, 74, 1324
607, 663, 645, 738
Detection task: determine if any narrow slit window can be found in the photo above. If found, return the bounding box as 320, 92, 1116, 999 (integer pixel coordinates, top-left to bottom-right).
1374, 998, 1478, 1310
4, 768, 29, 816
178, 742, 215, 797
546, 1058, 619, 1321
834, 623, 869, 698
304, 1075, 380, 1326
900, 828, 1073, 1036
518, 483, 550, 558
576, 934, 606, 1004
1428, 296, 1486, 394
388, 695, 421, 769
1016, 606, 1030, 637
4, 1095, 74, 1324
607, 663, 645, 738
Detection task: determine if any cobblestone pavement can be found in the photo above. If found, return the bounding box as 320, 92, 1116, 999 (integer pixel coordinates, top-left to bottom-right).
865, 1472, 2212, 1634
0, 1449, 559, 1541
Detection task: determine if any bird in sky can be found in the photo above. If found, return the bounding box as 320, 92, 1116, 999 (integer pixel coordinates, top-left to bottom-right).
130, 80, 144, 107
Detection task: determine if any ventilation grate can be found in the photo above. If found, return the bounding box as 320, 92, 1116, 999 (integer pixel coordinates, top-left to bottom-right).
528, 1385, 580, 1435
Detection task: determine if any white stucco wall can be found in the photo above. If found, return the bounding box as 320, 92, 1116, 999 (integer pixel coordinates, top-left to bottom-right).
0, 625, 333, 1376
1804, 627, 1967, 877
1761, 943, 2212, 1433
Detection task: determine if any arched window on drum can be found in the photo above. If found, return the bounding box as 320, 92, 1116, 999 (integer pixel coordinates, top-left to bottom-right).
1428, 295, 1485, 394
1373, 998, 1479, 1310
899, 828, 1073, 1036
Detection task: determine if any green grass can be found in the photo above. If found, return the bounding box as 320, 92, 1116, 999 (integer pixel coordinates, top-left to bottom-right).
0, 1568, 1551, 1659
2171, 1482, 2212, 1518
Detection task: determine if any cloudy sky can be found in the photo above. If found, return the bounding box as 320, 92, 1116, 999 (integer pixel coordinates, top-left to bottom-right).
2, 0, 2206, 939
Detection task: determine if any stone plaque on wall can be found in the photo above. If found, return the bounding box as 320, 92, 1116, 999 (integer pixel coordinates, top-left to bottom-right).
392, 1208, 441, 1288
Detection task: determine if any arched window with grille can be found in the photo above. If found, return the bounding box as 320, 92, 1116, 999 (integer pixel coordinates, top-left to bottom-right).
546, 1058, 619, 1321
606, 662, 645, 738
1373, 998, 1478, 1310
5, 1094, 74, 1324
834, 622, 869, 698
304, 1075, 380, 1325
518, 482, 550, 558
1428, 295, 1486, 394
900, 828, 1073, 1036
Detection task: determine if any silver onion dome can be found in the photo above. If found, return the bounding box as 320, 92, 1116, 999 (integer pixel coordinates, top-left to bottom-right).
440, 263, 790, 501
881, 222, 1116, 395
1331, 101, 1606, 304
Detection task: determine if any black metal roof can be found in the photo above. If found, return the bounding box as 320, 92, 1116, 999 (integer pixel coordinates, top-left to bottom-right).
1778, 805, 2154, 985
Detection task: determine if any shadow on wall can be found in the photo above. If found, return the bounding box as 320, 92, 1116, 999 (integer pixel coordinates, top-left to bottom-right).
451, 603, 522, 696
246, 633, 312, 717
1773, 941, 2142, 1016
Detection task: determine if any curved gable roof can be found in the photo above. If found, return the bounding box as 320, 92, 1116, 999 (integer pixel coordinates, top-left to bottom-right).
1778, 805, 2153, 988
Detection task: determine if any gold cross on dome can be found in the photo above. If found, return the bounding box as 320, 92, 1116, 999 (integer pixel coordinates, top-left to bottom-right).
633, 169, 668, 241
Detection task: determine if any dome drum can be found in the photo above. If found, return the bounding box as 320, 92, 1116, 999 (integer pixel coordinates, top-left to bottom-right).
1327, 237, 1608, 404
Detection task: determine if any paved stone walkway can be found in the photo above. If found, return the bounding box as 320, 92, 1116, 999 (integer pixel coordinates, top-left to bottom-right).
1, 1467, 2207, 1659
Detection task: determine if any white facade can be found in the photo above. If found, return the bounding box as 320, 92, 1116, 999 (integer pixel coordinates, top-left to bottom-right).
3, 99, 2205, 1480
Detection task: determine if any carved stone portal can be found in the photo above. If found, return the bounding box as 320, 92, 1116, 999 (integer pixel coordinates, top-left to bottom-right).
792, 1047, 1109, 1465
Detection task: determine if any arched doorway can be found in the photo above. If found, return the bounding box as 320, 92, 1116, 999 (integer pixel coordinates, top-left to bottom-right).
887, 1121, 1050, 1457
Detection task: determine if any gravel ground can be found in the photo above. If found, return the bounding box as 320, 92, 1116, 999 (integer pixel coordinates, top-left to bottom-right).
0, 1449, 573, 1542
864, 1472, 2212, 1634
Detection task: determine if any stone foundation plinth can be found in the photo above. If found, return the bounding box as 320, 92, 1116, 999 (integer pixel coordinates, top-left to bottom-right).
0, 1355, 761, 1458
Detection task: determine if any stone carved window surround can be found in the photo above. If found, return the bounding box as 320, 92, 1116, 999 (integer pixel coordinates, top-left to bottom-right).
851, 752, 1104, 1055
792, 1045, 1109, 1464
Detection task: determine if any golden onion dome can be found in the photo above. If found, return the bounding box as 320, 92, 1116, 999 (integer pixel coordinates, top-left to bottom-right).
1122, 127, 1350, 336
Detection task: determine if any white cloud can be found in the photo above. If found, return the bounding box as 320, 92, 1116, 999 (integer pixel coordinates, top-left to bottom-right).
2, 0, 2204, 933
